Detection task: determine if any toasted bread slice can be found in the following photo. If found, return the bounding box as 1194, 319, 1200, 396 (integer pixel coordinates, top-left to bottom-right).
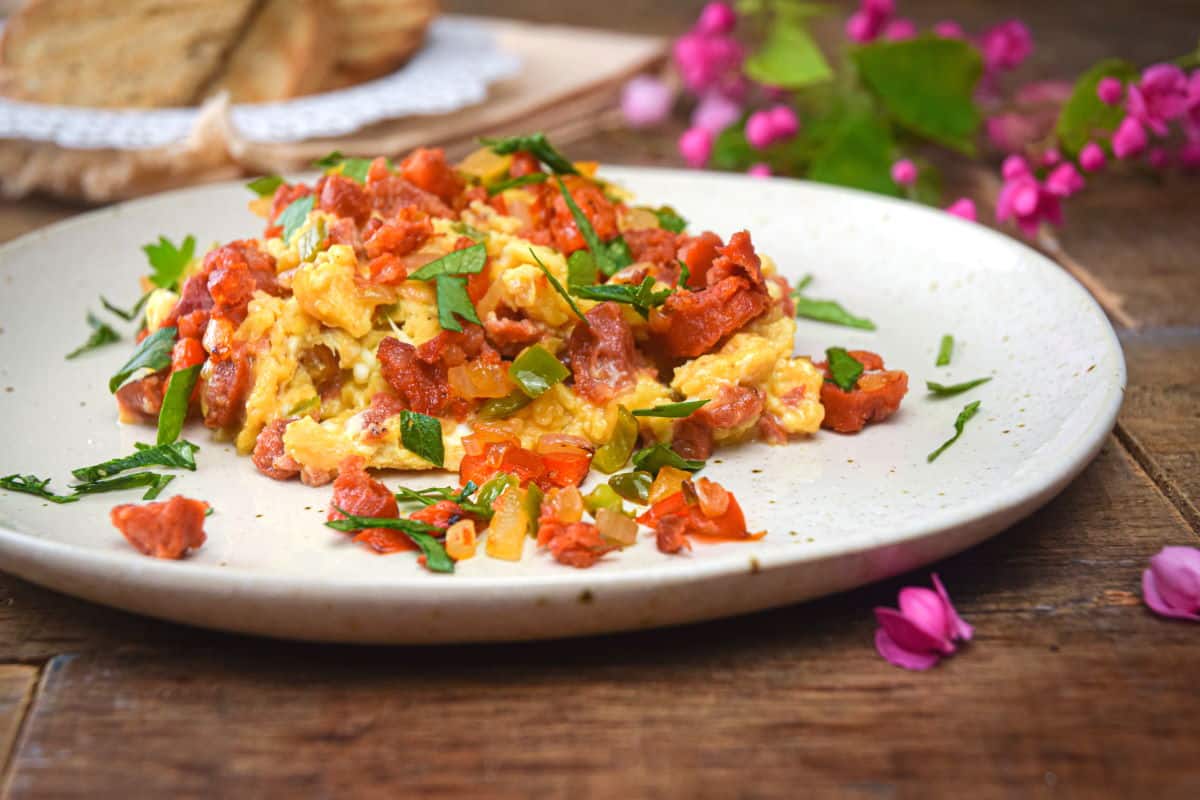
0, 0, 260, 108
208, 0, 334, 103
325, 0, 435, 82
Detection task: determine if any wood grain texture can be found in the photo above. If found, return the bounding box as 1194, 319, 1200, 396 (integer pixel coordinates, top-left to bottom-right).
0, 665, 38, 786
4, 441, 1198, 799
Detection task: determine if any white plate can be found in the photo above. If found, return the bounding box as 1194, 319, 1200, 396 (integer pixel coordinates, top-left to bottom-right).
0, 168, 1124, 643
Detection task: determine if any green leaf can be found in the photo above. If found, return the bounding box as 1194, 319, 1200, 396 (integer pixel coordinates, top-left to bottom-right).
407, 243, 488, 280
927, 400, 981, 462
246, 175, 284, 197
573, 276, 671, 319
66, 312, 121, 360
793, 295, 876, 330
529, 248, 588, 324
853, 36, 983, 155
651, 206, 688, 233
278, 195, 314, 243
326, 509, 454, 573
744, 13, 832, 89
0, 474, 79, 504
142, 235, 196, 290
432, 275, 480, 332
926, 377, 991, 397
71, 440, 199, 482
806, 112, 900, 197
480, 133, 578, 175
400, 410, 445, 467
825, 347, 864, 392
1054, 58, 1138, 156
109, 326, 176, 393
477, 392, 533, 420
101, 292, 151, 322
794, 274, 814, 293
509, 345, 569, 398
631, 444, 705, 475
567, 250, 597, 289
450, 221, 488, 243
677, 259, 693, 289
296, 216, 327, 263
312, 151, 347, 168
631, 399, 710, 418
554, 176, 619, 276
487, 172, 548, 195
936, 334, 954, 366
71, 471, 175, 500
156, 365, 200, 445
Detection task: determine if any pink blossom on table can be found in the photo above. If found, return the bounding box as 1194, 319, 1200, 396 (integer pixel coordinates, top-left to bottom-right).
678, 127, 714, 168
691, 92, 742, 134
985, 82, 1070, 154
874, 573, 974, 671
1041, 148, 1062, 167
766, 105, 800, 139
1178, 141, 1200, 171
883, 18, 917, 41
695, 2, 737, 36
1184, 70, 1200, 137
1127, 63, 1188, 136
1044, 163, 1084, 197
1001, 154, 1032, 180
986, 113, 1041, 153
845, 0, 893, 43
996, 168, 1062, 237
890, 158, 918, 186
1142, 546, 1200, 622
933, 20, 965, 38
977, 20, 1033, 74
620, 75, 673, 129
1146, 147, 1172, 170
1112, 116, 1148, 159
1079, 142, 1107, 172
747, 163, 772, 178
1097, 76, 1125, 106
745, 111, 776, 149
945, 197, 977, 221
673, 31, 744, 94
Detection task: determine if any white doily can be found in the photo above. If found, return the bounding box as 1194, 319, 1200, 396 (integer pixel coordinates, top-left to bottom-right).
0, 16, 520, 150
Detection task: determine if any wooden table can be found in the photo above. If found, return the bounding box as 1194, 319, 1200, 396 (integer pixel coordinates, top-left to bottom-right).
2, 2, 1198, 797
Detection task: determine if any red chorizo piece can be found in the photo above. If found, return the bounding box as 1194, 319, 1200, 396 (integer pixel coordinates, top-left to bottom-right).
115, 374, 165, 424
550, 179, 619, 254
410, 500, 467, 530
359, 392, 404, 440
758, 412, 789, 445
677, 231, 723, 288
204, 241, 281, 324
669, 384, 764, 459
705, 230, 766, 289
649, 275, 770, 358
398, 147, 464, 204
816, 350, 909, 433
252, 419, 301, 480
326, 216, 364, 257
416, 324, 489, 367
378, 337, 450, 417
363, 214, 433, 260
566, 302, 636, 404
318, 174, 371, 225
110, 495, 208, 559
624, 227, 679, 268
483, 312, 545, 354
202, 347, 252, 430
655, 514, 692, 555
327, 456, 399, 530
367, 175, 453, 219
537, 520, 615, 568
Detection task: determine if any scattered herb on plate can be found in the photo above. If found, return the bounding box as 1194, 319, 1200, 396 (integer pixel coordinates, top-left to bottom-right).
927, 400, 982, 462
632, 444, 705, 475
632, 399, 710, 418
71, 440, 199, 483
66, 312, 120, 360
326, 509, 454, 573
926, 377, 991, 397
936, 334, 954, 366
825, 347, 864, 391
142, 235, 195, 291
0, 474, 79, 504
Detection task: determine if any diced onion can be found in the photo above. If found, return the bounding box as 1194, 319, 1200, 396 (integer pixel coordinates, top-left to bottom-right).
596, 508, 638, 547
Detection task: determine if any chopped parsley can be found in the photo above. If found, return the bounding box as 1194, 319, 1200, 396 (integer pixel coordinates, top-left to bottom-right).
487, 172, 548, 195
926, 377, 991, 397
677, 259, 692, 289
246, 175, 284, 197
651, 206, 688, 233
480, 133, 578, 175
71, 471, 175, 500
936, 334, 954, 366
326, 509, 454, 573
395, 481, 492, 518
66, 312, 120, 360
631, 444, 705, 475
793, 295, 876, 330
71, 440, 199, 483
277, 195, 314, 243
312, 151, 375, 183
825, 347, 864, 392
404, 244, 488, 333
509, 345, 569, 398
631, 399, 710, 418
101, 292, 151, 322
400, 410, 445, 468
554, 176, 620, 277
450, 221, 488, 243
794, 274, 814, 293
108, 326, 176, 393
296, 216, 327, 262
927, 400, 981, 463
529, 249, 588, 324
156, 366, 200, 445
574, 276, 671, 319
143, 235, 195, 291
0, 474, 79, 504
407, 243, 487, 280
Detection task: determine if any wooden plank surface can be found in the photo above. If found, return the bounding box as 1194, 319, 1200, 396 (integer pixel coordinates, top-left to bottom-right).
0, 665, 37, 787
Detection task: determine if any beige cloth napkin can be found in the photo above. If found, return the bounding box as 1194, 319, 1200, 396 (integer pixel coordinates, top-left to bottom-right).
0, 18, 665, 202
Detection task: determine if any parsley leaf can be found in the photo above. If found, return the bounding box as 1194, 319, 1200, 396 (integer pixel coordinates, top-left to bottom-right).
157, 365, 200, 445
407, 243, 487, 280
246, 175, 284, 197
450, 221, 488, 243
395, 481, 477, 508
936, 334, 954, 366
71, 471, 175, 500
554, 176, 619, 276
927, 400, 981, 462
0, 474, 79, 504
574, 276, 671, 319
109, 326, 176, 393
926, 377, 991, 397
825, 347, 864, 392
487, 172, 548, 195
529, 249, 588, 324
66, 312, 120, 360
652, 206, 688, 233
312, 152, 376, 182
433, 275, 481, 332
101, 292, 151, 322
631, 399, 710, 418
632, 444, 705, 475
480, 133, 578, 175
312, 151, 346, 168
143, 235, 195, 291
677, 259, 692, 289
71, 440, 199, 482
277, 195, 314, 243
509, 345, 569, 398
326, 509, 454, 573
400, 410, 445, 467
793, 295, 876, 330
794, 274, 813, 293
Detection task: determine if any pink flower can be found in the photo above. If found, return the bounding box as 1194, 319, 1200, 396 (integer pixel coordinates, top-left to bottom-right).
1147, 147, 1172, 170
1097, 76, 1124, 106
1001, 154, 1031, 180
1127, 63, 1188, 136
695, 2, 737, 36
945, 197, 977, 221
986, 113, 1041, 153
673, 31, 744, 94
1044, 163, 1084, 197
1041, 148, 1062, 166
691, 92, 742, 134
745, 111, 776, 149
747, 163, 772, 178
996, 168, 1062, 237
678, 127, 714, 168
874, 574, 974, 671
1184, 70, 1200, 137
1112, 116, 1148, 159
933, 20, 964, 38
883, 18, 917, 41
845, 0, 893, 43
766, 104, 799, 139
620, 75, 673, 128
978, 20, 1032, 74
1142, 546, 1200, 622
890, 158, 918, 186
1079, 142, 1107, 172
